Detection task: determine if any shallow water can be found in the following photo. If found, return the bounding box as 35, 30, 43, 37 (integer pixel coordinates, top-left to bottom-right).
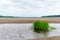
0, 23, 60, 40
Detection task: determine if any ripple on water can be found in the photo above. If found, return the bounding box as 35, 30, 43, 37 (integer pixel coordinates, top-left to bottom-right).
0, 23, 59, 40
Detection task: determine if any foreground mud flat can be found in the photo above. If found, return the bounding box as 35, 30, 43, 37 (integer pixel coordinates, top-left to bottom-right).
0, 23, 60, 40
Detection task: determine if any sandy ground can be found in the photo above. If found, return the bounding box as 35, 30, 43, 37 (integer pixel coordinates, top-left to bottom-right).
31, 36, 60, 40
0, 17, 60, 23
0, 18, 60, 40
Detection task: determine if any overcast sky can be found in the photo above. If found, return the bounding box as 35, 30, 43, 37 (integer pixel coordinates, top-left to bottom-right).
0, 0, 60, 17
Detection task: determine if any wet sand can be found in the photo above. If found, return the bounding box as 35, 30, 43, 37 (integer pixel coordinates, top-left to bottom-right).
0, 17, 60, 23
0, 18, 60, 40
31, 36, 60, 40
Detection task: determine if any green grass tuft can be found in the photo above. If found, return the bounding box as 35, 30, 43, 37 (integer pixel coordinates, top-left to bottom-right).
32, 20, 55, 33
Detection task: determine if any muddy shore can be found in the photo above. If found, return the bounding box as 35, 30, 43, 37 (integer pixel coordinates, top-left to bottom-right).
0, 18, 60, 23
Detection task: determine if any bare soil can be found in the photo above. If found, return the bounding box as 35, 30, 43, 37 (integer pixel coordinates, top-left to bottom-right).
31, 36, 60, 40
0, 18, 60, 40
0, 17, 59, 23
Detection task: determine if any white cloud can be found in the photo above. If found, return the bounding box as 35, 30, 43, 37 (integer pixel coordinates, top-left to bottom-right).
0, 0, 60, 17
